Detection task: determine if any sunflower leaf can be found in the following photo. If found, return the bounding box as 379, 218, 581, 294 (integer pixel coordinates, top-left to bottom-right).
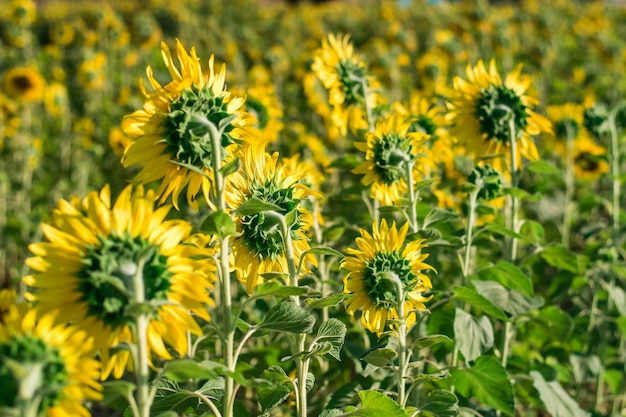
218, 157, 241, 177
453, 286, 507, 320
526, 160, 561, 175
301, 246, 345, 259
258, 302, 316, 333
412, 334, 452, 350
313, 318, 347, 361
416, 389, 459, 417
423, 208, 459, 228
530, 371, 591, 417
361, 348, 397, 367
453, 308, 494, 363
476, 260, 534, 297
235, 197, 283, 215
257, 365, 293, 414
200, 210, 236, 238
449, 356, 514, 415
164, 359, 219, 381
306, 293, 349, 310
351, 390, 409, 417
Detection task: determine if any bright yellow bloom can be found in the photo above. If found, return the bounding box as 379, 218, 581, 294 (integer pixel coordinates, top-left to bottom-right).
3, 66, 46, 103
312, 33, 382, 135
0, 308, 101, 417
225, 143, 318, 294
342, 219, 434, 336
572, 137, 609, 180
122, 39, 255, 210
353, 114, 429, 206
447, 59, 551, 173
24, 185, 216, 379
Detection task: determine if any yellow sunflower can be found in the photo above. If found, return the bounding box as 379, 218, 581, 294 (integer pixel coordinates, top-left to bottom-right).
572, 136, 609, 181
225, 143, 318, 294
238, 67, 284, 144
311, 33, 382, 135
24, 185, 216, 379
341, 219, 434, 336
122, 39, 255, 210
353, 113, 429, 206
0, 307, 101, 417
543, 103, 586, 159
3, 66, 46, 103
447, 59, 551, 173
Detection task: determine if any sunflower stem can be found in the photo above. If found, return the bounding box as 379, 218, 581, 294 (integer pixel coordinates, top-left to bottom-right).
507, 116, 519, 263
131, 258, 151, 417
608, 107, 621, 247
562, 120, 576, 247
391, 274, 409, 408
406, 160, 419, 233
279, 215, 309, 417
206, 125, 236, 417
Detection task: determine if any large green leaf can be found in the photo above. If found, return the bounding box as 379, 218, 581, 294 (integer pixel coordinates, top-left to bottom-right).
530, 371, 591, 417
540, 245, 580, 273
164, 359, 218, 381
258, 302, 316, 333
471, 280, 544, 317
361, 348, 397, 367
453, 308, 494, 362
200, 210, 236, 238
450, 356, 514, 415
257, 366, 293, 414
453, 286, 507, 320
315, 318, 347, 361
344, 390, 408, 417
476, 261, 534, 297
416, 389, 459, 417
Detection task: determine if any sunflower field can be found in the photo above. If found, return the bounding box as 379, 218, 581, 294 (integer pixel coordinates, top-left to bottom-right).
1, 0, 626, 416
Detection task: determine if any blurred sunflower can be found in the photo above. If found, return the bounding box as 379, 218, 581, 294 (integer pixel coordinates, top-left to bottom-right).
312, 33, 382, 135
341, 219, 434, 335
3, 66, 46, 103
0, 306, 101, 417
543, 103, 585, 157
447, 59, 551, 173
225, 143, 318, 294
122, 39, 255, 210
353, 114, 429, 206
572, 137, 609, 180
240, 79, 283, 144
24, 185, 216, 379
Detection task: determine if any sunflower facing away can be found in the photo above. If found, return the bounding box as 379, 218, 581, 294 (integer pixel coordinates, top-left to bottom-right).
353, 113, 429, 206
447, 59, 551, 173
341, 219, 434, 336
543, 103, 586, 158
312, 33, 382, 135
3, 66, 46, 103
122, 39, 255, 210
24, 185, 216, 379
0, 304, 102, 417
225, 143, 318, 294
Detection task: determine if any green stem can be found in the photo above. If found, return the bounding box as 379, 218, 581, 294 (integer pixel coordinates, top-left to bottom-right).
131, 258, 151, 417
608, 109, 621, 247
406, 161, 419, 233
507, 117, 519, 263
279, 216, 308, 417
392, 275, 409, 407
562, 121, 575, 248
206, 124, 235, 417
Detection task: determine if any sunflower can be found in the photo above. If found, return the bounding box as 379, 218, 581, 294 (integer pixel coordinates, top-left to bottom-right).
238, 67, 284, 144
122, 39, 255, 210
3, 66, 46, 103
447, 59, 551, 173
0, 307, 101, 417
572, 137, 609, 180
225, 143, 318, 294
543, 103, 586, 159
24, 185, 216, 379
341, 219, 434, 336
311, 33, 382, 135
353, 114, 429, 206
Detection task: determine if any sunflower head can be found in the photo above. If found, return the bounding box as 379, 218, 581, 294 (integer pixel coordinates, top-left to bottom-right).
122, 39, 256, 210
3, 67, 46, 103
353, 114, 429, 206
341, 219, 434, 335
573, 137, 609, 180
0, 309, 101, 417
24, 185, 216, 379
447, 59, 551, 172
226, 144, 318, 294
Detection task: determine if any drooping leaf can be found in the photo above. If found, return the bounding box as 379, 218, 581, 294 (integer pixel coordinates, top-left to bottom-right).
530, 371, 591, 417
417, 389, 459, 417
315, 318, 347, 361
301, 246, 345, 259
257, 366, 293, 414
258, 302, 316, 333
450, 356, 514, 415
476, 261, 534, 297
361, 348, 397, 367
307, 293, 349, 310
540, 245, 580, 273
235, 197, 282, 216
453, 286, 507, 320
453, 308, 494, 362
423, 208, 459, 229
471, 280, 544, 317
412, 334, 452, 350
